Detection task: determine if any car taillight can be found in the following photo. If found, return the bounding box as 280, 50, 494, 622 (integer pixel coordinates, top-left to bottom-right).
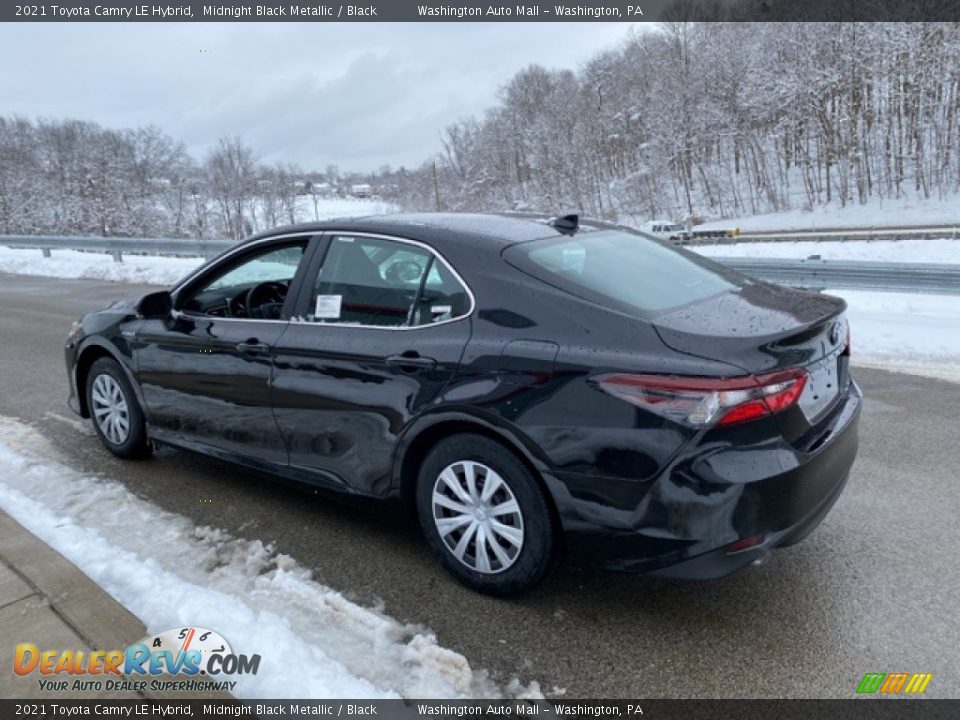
595, 368, 809, 428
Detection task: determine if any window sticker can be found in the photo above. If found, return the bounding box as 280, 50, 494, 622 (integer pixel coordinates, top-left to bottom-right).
314, 294, 342, 320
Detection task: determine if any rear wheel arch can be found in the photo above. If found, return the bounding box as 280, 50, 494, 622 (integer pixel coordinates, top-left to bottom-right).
394, 417, 563, 547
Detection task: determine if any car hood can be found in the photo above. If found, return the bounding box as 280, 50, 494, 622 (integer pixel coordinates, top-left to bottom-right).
652, 282, 846, 374
103, 297, 140, 312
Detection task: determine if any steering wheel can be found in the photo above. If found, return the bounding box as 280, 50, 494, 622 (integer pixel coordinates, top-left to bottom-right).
245, 281, 287, 319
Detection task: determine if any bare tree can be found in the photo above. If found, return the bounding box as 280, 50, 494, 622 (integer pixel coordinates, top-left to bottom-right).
204, 136, 258, 241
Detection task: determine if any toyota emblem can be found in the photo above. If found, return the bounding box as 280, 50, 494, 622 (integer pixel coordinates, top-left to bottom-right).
829, 321, 842, 346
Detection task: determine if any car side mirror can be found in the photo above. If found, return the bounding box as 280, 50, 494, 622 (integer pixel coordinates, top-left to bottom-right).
136, 290, 172, 319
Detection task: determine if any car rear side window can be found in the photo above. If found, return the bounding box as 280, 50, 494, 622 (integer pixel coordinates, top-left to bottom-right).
307, 235, 471, 327
504, 230, 744, 315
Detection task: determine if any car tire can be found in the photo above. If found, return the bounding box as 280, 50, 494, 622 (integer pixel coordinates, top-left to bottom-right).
416, 434, 556, 596
86, 357, 151, 459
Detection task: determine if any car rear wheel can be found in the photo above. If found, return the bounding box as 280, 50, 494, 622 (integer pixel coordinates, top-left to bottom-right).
416, 434, 555, 595
86, 357, 150, 459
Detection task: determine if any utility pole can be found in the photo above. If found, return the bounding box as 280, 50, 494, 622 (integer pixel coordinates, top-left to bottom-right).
432, 161, 441, 211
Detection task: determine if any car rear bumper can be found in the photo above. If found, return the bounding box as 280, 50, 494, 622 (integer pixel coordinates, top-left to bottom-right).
558, 381, 862, 577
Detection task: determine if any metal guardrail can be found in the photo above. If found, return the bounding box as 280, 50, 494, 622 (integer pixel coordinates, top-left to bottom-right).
680, 225, 960, 245
720, 257, 960, 295
1, 234, 959, 295
0, 234, 234, 262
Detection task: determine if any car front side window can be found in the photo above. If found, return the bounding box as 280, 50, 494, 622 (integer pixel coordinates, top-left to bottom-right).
179, 240, 308, 319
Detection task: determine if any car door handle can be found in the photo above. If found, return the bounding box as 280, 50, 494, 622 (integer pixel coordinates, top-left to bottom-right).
385, 352, 437, 370
236, 341, 270, 355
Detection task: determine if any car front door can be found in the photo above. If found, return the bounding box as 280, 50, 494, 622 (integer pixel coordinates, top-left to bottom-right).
134, 235, 316, 467
270, 232, 473, 494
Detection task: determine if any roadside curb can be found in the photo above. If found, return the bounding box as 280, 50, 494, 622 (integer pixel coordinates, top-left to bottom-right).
0, 510, 231, 700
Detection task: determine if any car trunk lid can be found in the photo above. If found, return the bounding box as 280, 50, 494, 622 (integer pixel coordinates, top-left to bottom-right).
652, 282, 849, 424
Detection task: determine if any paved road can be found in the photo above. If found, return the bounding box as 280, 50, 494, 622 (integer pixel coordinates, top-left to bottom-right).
0, 272, 957, 698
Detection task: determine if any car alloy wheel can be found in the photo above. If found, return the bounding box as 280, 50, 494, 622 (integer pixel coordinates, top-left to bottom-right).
91, 373, 130, 445
431, 460, 525, 574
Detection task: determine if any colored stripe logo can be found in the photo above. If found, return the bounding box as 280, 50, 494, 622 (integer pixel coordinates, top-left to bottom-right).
857, 672, 932, 694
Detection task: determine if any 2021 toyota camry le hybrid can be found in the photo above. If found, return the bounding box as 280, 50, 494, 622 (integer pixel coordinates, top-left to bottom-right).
65, 213, 861, 595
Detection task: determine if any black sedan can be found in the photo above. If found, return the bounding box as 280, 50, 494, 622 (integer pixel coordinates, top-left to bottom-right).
65, 213, 861, 595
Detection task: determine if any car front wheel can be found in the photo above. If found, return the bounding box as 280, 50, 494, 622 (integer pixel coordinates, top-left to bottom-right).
416, 434, 556, 595
86, 357, 150, 459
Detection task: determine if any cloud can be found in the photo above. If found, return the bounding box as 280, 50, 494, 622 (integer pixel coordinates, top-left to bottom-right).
1, 22, 636, 171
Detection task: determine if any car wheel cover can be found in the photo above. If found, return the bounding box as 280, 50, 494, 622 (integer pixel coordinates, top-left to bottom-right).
431, 460, 525, 574
91, 373, 130, 445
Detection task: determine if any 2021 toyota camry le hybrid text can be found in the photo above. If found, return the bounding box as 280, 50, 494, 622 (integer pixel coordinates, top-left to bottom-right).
65, 213, 861, 595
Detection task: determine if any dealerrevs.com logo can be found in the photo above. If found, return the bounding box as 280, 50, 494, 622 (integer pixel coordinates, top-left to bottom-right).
14, 627, 260, 694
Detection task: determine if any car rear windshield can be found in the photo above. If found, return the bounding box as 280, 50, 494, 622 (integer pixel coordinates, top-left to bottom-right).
503, 230, 745, 315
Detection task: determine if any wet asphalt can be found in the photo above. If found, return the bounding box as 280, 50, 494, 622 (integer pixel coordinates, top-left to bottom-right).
0, 272, 957, 698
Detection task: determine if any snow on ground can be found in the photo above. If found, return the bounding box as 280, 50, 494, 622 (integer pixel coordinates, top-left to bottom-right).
828, 290, 960, 384
694, 194, 960, 233
291, 195, 396, 222
694, 238, 960, 264
0, 416, 539, 699
0, 246, 203, 286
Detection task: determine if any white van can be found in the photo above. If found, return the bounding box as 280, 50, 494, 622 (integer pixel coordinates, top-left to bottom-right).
644, 221, 689, 242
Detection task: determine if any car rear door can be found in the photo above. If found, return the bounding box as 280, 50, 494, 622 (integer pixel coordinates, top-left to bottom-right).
134, 235, 318, 467
270, 232, 473, 494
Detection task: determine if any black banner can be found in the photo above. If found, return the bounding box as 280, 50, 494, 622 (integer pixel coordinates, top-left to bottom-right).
3, 700, 960, 720
4, 0, 960, 23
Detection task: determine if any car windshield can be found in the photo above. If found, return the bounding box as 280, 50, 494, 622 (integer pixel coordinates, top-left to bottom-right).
503, 229, 744, 315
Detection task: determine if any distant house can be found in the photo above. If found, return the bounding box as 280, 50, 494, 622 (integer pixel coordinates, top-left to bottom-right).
350, 183, 372, 198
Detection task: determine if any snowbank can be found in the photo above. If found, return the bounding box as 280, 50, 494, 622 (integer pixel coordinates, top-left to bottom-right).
0, 417, 539, 699
0, 246, 203, 286
828, 290, 960, 384
694, 194, 960, 233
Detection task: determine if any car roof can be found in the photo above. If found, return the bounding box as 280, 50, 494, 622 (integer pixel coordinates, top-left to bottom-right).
240, 212, 629, 252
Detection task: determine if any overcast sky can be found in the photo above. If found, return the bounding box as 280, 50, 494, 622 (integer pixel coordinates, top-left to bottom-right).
2, 22, 640, 172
